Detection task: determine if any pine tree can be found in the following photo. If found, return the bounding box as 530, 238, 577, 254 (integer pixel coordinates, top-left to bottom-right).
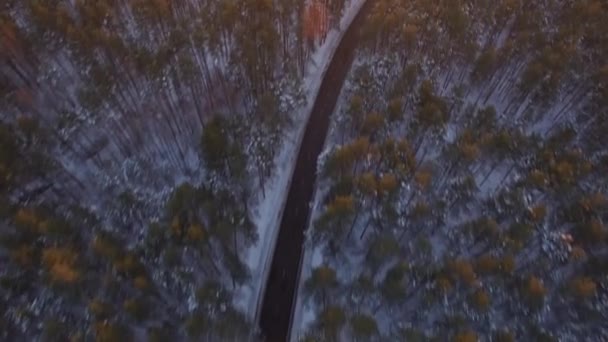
305, 265, 339, 307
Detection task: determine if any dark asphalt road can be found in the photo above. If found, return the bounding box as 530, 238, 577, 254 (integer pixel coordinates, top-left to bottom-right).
258, 2, 373, 341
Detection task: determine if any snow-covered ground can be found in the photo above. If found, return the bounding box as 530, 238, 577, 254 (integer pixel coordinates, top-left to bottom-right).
287, 2, 368, 339
232, 0, 368, 327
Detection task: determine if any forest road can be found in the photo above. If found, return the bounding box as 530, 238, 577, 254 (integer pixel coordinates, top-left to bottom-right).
258, 1, 374, 341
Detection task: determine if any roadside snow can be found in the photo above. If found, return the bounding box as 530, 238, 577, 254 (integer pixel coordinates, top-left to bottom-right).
288, 1, 368, 339
233, 0, 368, 327
295, 243, 325, 339
290, 186, 328, 341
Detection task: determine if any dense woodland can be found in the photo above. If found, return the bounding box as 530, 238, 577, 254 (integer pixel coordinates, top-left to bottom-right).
3, 0, 608, 341
302, 0, 608, 341
0, 0, 352, 340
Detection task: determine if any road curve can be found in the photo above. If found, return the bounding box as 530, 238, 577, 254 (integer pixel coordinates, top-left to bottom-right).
258, 2, 374, 341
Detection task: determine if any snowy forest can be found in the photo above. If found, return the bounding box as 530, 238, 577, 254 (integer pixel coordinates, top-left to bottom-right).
1, 0, 608, 341
0, 0, 354, 340
297, 0, 608, 341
